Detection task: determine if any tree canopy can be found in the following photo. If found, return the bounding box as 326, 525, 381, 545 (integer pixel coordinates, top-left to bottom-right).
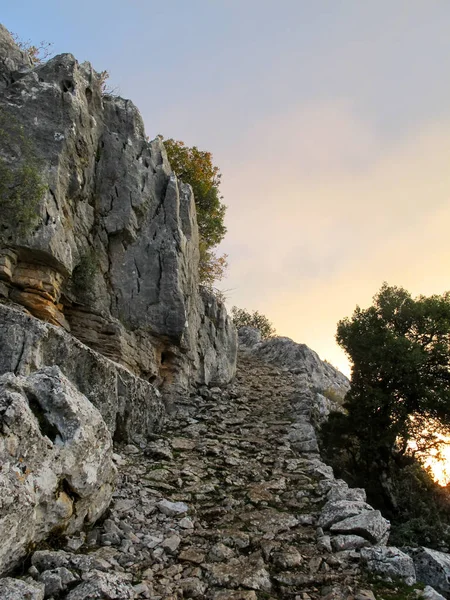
231, 306, 276, 339
320, 284, 450, 541
163, 138, 227, 287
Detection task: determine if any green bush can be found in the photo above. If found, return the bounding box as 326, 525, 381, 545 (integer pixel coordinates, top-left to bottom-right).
72, 250, 100, 291
163, 138, 227, 286
321, 386, 346, 406
231, 306, 276, 339
0, 108, 46, 240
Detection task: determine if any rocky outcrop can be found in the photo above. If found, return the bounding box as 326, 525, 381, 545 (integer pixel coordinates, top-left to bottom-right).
406, 547, 450, 598
252, 335, 349, 396
0, 24, 32, 89
0, 367, 116, 574
0, 302, 164, 442
360, 547, 416, 586
0, 25, 236, 397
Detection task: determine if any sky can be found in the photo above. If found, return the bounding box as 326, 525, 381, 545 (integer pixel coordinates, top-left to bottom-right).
4, 1, 450, 376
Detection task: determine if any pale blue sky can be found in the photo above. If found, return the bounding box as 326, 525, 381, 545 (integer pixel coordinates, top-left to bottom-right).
4, 2, 450, 373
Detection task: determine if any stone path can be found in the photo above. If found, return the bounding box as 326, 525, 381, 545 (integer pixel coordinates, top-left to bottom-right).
7, 351, 418, 599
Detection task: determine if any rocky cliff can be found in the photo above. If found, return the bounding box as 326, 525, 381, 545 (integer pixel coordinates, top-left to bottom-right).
0, 22, 236, 576
0, 24, 236, 399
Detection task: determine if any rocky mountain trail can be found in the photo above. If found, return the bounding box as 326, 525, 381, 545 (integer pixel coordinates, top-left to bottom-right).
2, 348, 436, 600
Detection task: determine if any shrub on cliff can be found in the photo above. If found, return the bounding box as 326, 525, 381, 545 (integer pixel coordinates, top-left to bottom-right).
11, 33, 53, 64
320, 283, 450, 546
163, 138, 227, 286
231, 306, 276, 339
0, 108, 46, 240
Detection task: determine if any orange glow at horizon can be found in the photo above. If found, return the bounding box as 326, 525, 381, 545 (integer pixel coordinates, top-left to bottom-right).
422, 439, 450, 487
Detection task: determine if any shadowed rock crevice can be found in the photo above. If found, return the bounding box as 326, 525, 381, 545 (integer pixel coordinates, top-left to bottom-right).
26, 391, 61, 443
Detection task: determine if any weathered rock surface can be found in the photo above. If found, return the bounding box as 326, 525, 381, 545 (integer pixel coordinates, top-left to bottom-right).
360, 546, 416, 586
0, 302, 164, 441
406, 547, 450, 597
253, 335, 350, 396
0, 25, 236, 398
0, 367, 116, 574
318, 500, 375, 530
421, 585, 446, 600
330, 509, 390, 545
0, 24, 32, 89
0, 577, 45, 600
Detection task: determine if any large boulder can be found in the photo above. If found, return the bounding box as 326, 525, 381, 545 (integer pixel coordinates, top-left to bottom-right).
329, 510, 390, 545
0, 25, 236, 396
0, 302, 164, 442
360, 547, 416, 586
318, 500, 375, 530
0, 367, 116, 574
0, 578, 44, 600
406, 547, 450, 598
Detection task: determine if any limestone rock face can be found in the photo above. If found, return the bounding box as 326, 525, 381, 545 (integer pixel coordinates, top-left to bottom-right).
0, 367, 116, 574
360, 547, 416, 586
0, 302, 165, 442
253, 336, 349, 396
0, 25, 236, 394
406, 547, 450, 597
0, 25, 33, 89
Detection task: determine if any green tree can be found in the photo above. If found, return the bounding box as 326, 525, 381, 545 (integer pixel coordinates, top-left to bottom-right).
321, 284, 450, 528
163, 138, 227, 286
231, 306, 276, 339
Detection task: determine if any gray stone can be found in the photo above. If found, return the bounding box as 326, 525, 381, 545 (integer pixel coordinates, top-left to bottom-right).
31, 550, 70, 572
318, 500, 374, 530
287, 422, 319, 453
360, 547, 416, 586
330, 510, 390, 544
178, 577, 208, 597
156, 499, 188, 516
0, 367, 116, 574
208, 543, 236, 563
327, 485, 366, 503
161, 534, 181, 554
253, 336, 349, 396
0, 24, 32, 90
237, 326, 261, 348
179, 516, 194, 529
65, 570, 135, 599
0, 303, 164, 442
0, 578, 45, 600
207, 553, 271, 591
406, 547, 450, 597
39, 567, 78, 596
355, 592, 376, 600
331, 535, 371, 551
421, 585, 446, 599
